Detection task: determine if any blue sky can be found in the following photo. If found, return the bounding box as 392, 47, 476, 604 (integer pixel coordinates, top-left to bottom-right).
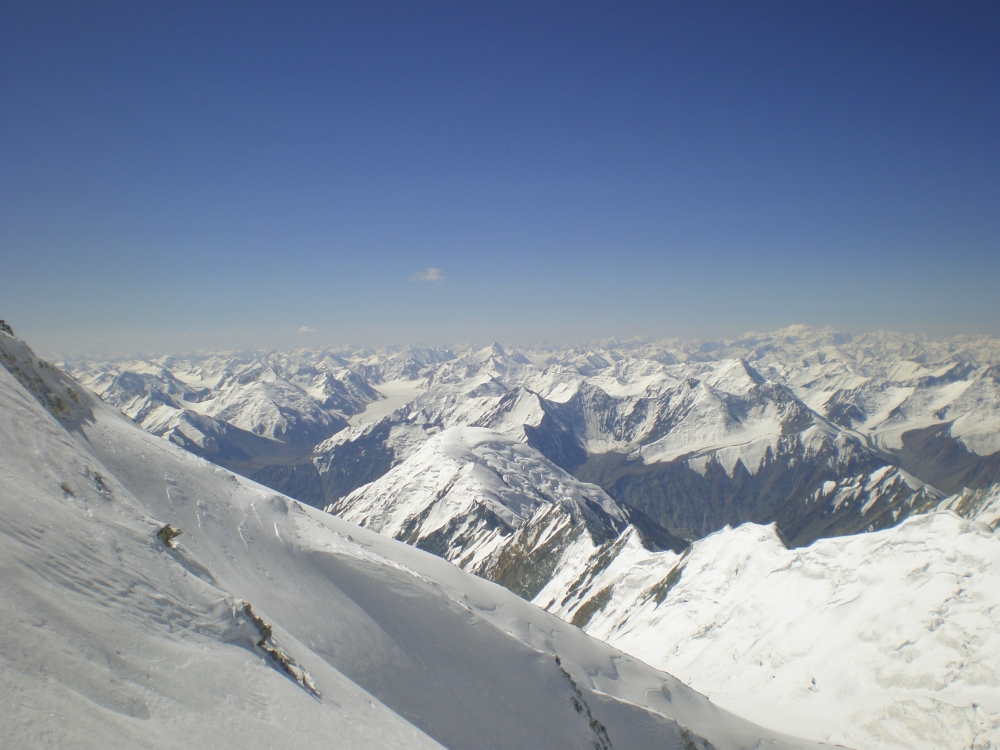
2, 2, 998, 355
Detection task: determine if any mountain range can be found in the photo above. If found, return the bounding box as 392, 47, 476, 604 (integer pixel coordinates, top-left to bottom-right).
1, 324, 832, 750
70, 327, 1000, 536
60, 325, 1000, 748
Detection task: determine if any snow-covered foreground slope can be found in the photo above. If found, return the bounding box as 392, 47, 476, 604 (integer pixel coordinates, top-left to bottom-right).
553, 514, 1000, 750
330, 414, 1000, 749
0, 330, 828, 749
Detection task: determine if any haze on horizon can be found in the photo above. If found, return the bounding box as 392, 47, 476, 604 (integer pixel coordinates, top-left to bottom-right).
2, 2, 998, 357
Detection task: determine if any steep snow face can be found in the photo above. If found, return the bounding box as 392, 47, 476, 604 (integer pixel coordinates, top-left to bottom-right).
331, 427, 633, 584
0, 337, 435, 749
327, 423, 991, 747
1, 329, 825, 750
627, 375, 830, 472
550, 513, 1000, 750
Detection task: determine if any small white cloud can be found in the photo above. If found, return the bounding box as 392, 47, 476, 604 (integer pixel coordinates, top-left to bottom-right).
410, 267, 445, 283
299, 326, 316, 333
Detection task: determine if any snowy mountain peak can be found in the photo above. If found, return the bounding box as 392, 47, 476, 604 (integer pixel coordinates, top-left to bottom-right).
330, 426, 634, 574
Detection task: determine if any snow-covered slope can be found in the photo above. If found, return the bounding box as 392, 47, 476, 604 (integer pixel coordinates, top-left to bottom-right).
331, 427, 629, 564
1, 329, 827, 749
308, 365, 942, 546
330, 427, 685, 604
542, 512, 1000, 750
324, 404, 1000, 748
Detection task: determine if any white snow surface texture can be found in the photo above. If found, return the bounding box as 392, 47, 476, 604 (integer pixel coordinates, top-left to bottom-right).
0, 330, 829, 750
339, 424, 1000, 750
554, 515, 1000, 750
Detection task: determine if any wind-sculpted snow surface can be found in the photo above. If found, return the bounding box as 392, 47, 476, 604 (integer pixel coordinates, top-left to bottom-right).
551, 513, 1000, 750
1, 328, 828, 750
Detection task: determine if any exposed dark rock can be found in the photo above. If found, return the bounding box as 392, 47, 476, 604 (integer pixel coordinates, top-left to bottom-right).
576, 437, 937, 547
